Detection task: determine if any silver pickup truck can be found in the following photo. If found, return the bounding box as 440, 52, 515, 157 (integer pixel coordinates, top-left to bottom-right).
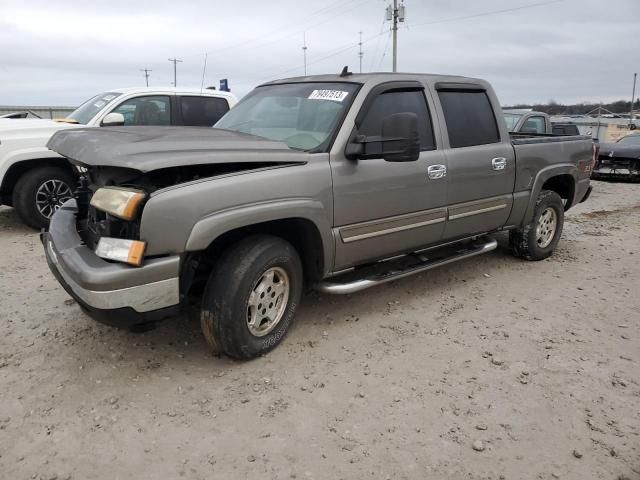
42, 72, 594, 359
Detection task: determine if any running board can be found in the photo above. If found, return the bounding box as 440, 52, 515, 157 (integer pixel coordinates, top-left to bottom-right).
315, 237, 498, 294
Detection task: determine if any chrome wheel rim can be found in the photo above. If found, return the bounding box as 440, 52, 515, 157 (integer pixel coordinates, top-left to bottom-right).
35, 179, 72, 219
536, 207, 557, 248
246, 267, 290, 337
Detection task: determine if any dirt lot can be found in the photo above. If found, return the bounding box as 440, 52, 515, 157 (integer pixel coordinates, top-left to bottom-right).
0, 180, 638, 480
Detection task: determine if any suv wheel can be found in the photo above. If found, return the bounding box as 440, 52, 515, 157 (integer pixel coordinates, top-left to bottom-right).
510, 189, 564, 261
201, 235, 303, 359
12, 167, 76, 229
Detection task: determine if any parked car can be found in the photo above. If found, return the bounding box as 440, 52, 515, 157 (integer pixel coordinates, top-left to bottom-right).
0, 111, 42, 119
43, 72, 594, 359
0, 87, 237, 228
503, 109, 551, 134
593, 133, 640, 181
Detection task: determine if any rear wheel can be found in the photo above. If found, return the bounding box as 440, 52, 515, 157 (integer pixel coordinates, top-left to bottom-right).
510, 189, 564, 261
200, 235, 303, 359
12, 167, 76, 229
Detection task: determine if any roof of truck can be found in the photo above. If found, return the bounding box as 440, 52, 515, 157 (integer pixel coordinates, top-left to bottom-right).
262, 72, 484, 87
105, 87, 237, 101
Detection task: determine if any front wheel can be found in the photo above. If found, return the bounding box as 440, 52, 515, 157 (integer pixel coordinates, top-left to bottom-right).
200, 235, 303, 359
510, 189, 564, 261
12, 167, 76, 229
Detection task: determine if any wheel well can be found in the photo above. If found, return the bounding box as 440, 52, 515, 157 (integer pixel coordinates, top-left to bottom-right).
0, 158, 75, 206
541, 174, 575, 210
183, 218, 325, 298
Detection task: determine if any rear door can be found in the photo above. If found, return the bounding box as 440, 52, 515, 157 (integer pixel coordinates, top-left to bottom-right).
435, 85, 516, 240
330, 82, 448, 270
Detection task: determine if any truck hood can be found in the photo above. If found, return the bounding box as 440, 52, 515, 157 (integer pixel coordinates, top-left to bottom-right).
598, 142, 640, 159
0, 118, 79, 139
47, 126, 306, 172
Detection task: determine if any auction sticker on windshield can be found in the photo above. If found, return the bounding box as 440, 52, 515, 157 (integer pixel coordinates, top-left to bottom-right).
308, 90, 349, 102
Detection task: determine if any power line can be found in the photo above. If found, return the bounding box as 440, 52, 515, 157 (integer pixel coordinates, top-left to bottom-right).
168, 58, 183, 87
181, 0, 366, 61
406, 0, 566, 28
378, 31, 392, 69
139, 68, 151, 87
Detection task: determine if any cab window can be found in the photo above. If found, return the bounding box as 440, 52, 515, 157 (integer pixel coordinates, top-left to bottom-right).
180, 96, 230, 126
358, 89, 435, 156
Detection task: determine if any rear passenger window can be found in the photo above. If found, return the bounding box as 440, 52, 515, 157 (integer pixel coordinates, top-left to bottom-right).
438, 90, 500, 148
522, 116, 546, 134
180, 96, 230, 126
359, 90, 435, 155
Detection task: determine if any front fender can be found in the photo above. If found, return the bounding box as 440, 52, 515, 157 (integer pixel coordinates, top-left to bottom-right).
185, 198, 334, 271
0, 146, 63, 183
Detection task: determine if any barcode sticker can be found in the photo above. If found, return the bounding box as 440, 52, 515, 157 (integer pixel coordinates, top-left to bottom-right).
308, 90, 349, 102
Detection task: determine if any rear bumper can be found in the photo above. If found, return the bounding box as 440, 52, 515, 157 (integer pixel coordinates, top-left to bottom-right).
42, 199, 181, 329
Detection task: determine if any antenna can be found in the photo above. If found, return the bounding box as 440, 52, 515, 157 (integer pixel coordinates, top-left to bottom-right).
302, 32, 308, 75
139, 68, 152, 87
340, 66, 352, 77
358, 32, 364, 73
200, 53, 208, 93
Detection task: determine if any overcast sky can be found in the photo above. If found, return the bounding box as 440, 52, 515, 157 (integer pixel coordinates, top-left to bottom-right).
1, 0, 638, 107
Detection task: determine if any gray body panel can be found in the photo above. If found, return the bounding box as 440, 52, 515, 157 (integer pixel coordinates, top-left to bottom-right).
47, 126, 298, 171
44, 72, 593, 313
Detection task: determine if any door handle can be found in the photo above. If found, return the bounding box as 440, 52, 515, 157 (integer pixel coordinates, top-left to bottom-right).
491, 157, 507, 170
427, 164, 447, 179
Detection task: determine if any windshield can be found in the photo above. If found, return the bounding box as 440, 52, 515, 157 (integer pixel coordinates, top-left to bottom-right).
215, 82, 359, 151
618, 134, 640, 145
503, 113, 522, 131
67, 92, 122, 124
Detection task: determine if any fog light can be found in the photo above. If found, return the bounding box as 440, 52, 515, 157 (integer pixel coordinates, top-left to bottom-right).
95, 237, 146, 266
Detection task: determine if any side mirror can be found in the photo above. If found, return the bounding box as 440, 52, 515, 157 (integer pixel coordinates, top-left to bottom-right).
101, 112, 125, 127
381, 112, 420, 162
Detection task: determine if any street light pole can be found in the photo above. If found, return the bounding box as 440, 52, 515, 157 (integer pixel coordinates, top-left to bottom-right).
387, 1, 405, 72
168, 58, 183, 87
358, 31, 364, 73
302, 33, 308, 75
631, 72, 637, 127
140, 68, 151, 87
392, 0, 398, 72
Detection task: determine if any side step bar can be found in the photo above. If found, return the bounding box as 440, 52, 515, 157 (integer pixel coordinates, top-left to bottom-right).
315, 237, 497, 295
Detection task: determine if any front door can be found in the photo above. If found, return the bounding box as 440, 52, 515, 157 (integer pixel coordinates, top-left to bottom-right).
435, 87, 516, 240
330, 83, 448, 270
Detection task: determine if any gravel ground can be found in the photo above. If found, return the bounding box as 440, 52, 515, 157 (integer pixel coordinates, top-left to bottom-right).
0, 180, 638, 480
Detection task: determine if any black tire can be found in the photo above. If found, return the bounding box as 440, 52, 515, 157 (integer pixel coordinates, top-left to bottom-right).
12, 167, 76, 229
510, 189, 564, 261
201, 235, 303, 359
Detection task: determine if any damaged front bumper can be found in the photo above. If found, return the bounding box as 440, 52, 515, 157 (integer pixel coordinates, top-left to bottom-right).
42, 199, 181, 329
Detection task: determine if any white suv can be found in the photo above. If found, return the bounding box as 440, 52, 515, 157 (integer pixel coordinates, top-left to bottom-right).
0, 87, 237, 228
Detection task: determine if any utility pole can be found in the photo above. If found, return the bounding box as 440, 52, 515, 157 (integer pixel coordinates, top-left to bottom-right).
386, 1, 405, 72
140, 68, 151, 87
168, 58, 183, 87
358, 31, 364, 73
302, 33, 308, 75
630, 72, 637, 127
